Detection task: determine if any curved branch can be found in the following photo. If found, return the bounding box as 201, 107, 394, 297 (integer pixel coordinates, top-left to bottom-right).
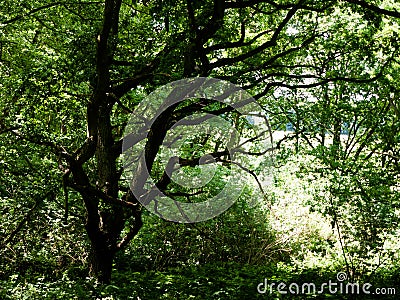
209, 0, 304, 69
344, 0, 400, 19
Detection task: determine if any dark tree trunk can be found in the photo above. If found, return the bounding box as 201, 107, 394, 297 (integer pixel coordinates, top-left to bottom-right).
85, 0, 123, 283
88, 241, 114, 284
84, 206, 126, 283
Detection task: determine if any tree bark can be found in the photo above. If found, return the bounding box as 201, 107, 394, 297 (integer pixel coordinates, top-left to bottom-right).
82, 0, 127, 283
88, 235, 115, 284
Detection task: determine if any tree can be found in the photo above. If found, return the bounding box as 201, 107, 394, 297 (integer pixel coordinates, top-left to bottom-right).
1, 0, 400, 283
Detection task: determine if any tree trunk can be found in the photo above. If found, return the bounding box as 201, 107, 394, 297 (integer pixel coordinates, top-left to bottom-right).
88, 241, 115, 284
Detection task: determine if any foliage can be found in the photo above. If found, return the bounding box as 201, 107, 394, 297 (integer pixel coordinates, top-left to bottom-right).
2, 262, 399, 299
121, 195, 288, 272
0, 0, 400, 297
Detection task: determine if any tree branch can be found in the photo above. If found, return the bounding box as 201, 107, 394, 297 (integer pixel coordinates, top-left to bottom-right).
209, 0, 304, 69
344, 0, 400, 19
3, 191, 54, 246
